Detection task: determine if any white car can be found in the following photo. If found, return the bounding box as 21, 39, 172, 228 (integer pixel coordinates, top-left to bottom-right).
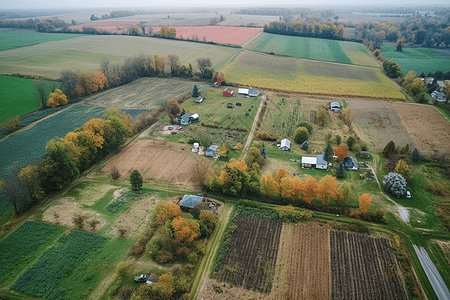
406, 191, 411, 199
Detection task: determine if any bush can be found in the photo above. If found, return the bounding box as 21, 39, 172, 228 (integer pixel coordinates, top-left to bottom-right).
383, 172, 407, 198
346, 136, 355, 149
276, 206, 312, 222
118, 286, 134, 300
294, 127, 309, 144
111, 167, 120, 180
297, 121, 313, 134
187, 252, 198, 264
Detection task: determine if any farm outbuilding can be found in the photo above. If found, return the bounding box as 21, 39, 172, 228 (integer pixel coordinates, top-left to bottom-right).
315, 153, 328, 170
223, 89, 234, 97
360, 151, 371, 158
180, 195, 204, 209
205, 145, 219, 157
227, 103, 234, 108
344, 156, 359, 170
248, 88, 259, 97
180, 113, 191, 125
195, 97, 204, 103
302, 157, 317, 168
280, 139, 291, 151
238, 88, 249, 95
190, 113, 199, 122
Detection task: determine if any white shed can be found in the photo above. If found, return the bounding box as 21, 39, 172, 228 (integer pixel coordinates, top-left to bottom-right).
301, 157, 317, 168
280, 139, 291, 151
238, 88, 249, 95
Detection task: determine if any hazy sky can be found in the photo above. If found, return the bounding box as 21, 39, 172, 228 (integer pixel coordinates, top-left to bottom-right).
3, 0, 450, 10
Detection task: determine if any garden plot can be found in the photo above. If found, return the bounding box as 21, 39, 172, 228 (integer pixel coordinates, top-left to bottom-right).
393, 103, 450, 155
346, 99, 416, 150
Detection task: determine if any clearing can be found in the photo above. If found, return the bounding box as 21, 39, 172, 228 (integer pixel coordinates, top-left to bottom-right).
245, 33, 378, 67
393, 103, 450, 155
223, 50, 404, 99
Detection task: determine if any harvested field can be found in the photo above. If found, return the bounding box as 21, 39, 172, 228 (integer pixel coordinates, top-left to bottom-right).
393, 103, 450, 155
218, 14, 279, 27
347, 99, 416, 150
103, 140, 204, 186
330, 231, 408, 300
152, 26, 262, 45
280, 224, 331, 300
219, 216, 282, 293
84, 77, 203, 109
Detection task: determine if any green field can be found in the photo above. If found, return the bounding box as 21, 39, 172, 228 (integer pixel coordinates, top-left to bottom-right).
0, 104, 104, 179
381, 45, 450, 74
245, 33, 378, 67
0, 29, 84, 51
0, 75, 59, 122
223, 51, 404, 99
0, 35, 240, 79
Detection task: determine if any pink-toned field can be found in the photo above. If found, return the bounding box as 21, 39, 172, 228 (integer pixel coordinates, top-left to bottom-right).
152, 26, 262, 45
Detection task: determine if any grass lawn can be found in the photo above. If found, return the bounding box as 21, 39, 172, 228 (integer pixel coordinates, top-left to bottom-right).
0, 30, 84, 51
0, 75, 59, 122
380, 45, 450, 74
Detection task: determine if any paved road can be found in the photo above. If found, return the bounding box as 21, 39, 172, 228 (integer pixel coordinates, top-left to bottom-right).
413, 245, 450, 300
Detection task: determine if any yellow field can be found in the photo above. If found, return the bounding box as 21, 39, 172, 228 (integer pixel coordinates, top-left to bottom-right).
223, 51, 404, 100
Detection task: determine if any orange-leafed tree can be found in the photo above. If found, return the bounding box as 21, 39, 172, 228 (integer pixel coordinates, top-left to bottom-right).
47, 89, 68, 108
318, 175, 339, 205
155, 201, 181, 223
91, 71, 108, 91
151, 272, 175, 299
303, 176, 319, 204
334, 145, 348, 162
73, 72, 94, 96
358, 193, 372, 214
260, 174, 280, 197
166, 98, 181, 121
276, 168, 289, 181
280, 177, 293, 199
290, 177, 304, 201
172, 216, 200, 244
200, 210, 218, 232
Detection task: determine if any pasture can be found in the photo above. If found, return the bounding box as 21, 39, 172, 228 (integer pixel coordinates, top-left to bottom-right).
0, 75, 58, 122
0, 35, 240, 79
380, 46, 450, 74
84, 77, 204, 109
0, 104, 104, 179
0, 29, 84, 51
393, 103, 450, 155
245, 33, 378, 67
223, 51, 404, 99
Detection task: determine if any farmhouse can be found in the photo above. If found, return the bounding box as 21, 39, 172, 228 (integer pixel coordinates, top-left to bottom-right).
316, 153, 328, 170
205, 145, 219, 157
344, 156, 359, 170
248, 88, 259, 97
280, 138, 291, 151
179, 195, 204, 210
431, 90, 446, 102
180, 113, 191, 125
302, 156, 317, 168
195, 96, 204, 103
329, 101, 341, 111
223, 89, 234, 97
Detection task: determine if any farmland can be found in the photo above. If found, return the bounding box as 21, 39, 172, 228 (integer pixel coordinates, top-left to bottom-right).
393, 103, 450, 155
0, 35, 239, 79
152, 26, 262, 45
380, 45, 450, 74
330, 231, 408, 300
0, 29, 84, 51
84, 77, 203, 109
245, 33, 378, 67
347, 99, 417, 150
223, 51, 404, 99
0, 104, 104, 179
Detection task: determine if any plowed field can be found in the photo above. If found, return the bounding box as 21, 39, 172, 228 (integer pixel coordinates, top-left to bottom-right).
393, 103, 450, 155
103, 140, 203, 186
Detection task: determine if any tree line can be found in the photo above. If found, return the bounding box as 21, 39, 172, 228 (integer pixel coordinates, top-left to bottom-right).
264, 21, 347, 41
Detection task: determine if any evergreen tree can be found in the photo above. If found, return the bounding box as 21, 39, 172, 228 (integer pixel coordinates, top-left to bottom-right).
382, 141, 396, 158
130, 170, 143, 190
324, 140, 333, 162
411, 148, 420, 164
336, 161, 346, 178
193, 85, 199, 97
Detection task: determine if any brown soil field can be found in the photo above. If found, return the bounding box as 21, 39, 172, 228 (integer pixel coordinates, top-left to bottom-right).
281, 224, 332, 300
84, 77, 204, 109
346, 99, 416, 150
42, 197, 105, 231
330, 231, 408, 300
103, 140, 205, 186
393, 103, 450, 155
109, 195, 159, 238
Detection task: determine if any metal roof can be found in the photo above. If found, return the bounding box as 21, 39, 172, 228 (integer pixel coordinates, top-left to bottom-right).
180, 195, 204, 208
302, 157, 317, 164
281, 138, 291, 149
316, 153, 327, 166
238, 88, 249, 94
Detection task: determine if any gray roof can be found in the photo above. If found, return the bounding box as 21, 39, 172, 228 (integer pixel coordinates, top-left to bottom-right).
205, 149, 215, 157
344, 156, 359, 169
208, 145, 219, 151
316, 153, 327, 166
248, 88, 258, 96
180, 195, 204, 208
180, 113, 191, 123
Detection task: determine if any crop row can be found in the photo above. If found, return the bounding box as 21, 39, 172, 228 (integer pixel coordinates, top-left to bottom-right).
0, 222, 59, 282
12, 231, 107, 300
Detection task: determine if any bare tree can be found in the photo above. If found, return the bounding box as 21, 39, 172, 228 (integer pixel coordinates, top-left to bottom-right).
167, 54, 180, 76
139, 21, 146, 35
191, 159, 213, 188
100, 58, 110, 77
34, 81, 48, 108
1, 168, 32, 215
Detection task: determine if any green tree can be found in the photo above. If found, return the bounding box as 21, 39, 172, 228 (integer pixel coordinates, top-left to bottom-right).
294, 126, 309, 144
336, 161, 346, 178
130, 170, 143, 190
193, 85, 199, 97
323, 140, 333, 162
346, 136, 355, 149
411, 148, 420, 164
395, 159, 412, 181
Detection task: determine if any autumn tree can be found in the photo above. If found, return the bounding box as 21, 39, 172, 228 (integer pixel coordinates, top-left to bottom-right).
167, 54, 181, 76
151, 273, 175, 299
18, 163, 44, 202
217, 159, 259, 196
358, 193, 372, 214
303, 176, 319, 204
153, 55, 165, 75
155, 201, 181, 223
91, 71, 108, 91
191, 159, 212, 188
218, 144, 228, 158
166, 98, 181, 121
47, 89, 68, 108
334, 145, 348, 162
294, 126, 309, 144
395, 159, 412, 181
343, 107, 356, 126
73, 72, 94, 96
318, 175, 338, 205
260, 174, 280, 197
172, 216, 200, 244
60, 70, 78, 97
290, 177, 304, 201
200, 210, 218, 233
130, 170, 143, 190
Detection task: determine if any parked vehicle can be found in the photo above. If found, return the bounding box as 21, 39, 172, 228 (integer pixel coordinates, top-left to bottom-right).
134, 274, 149, 283
406, 191, 411, 199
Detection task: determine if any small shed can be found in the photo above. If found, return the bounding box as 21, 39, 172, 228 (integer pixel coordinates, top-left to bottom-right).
227, 103, 234, 109
344, 156, 359, 170
193, 143, 199, 149
330, 101, 341, 111
223, 89, 234, 97
316, 153, 328, 170
190, 113, 199, 122
180, 113, 191, 125
195, 97, 204, 103
302, 157, 317, 169
280, 138, 291, 151
360, 151, 371, 159
238, 88, 249, 95
248, 88, 259, 97
205, 145, 219, 157
180, 195, 204, 209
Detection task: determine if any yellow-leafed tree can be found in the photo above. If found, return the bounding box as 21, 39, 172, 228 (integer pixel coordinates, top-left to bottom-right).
47, 89, 68, 108
358, 193, 372, 214
172, 216, 200, 244
290, 177, 303, 201
303, 176, 319, 203
155, 201, 181, 223
260, 174, 280, 197
318, 175, 339, 205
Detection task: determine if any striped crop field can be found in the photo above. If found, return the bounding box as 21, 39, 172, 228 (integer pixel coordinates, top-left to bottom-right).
245, 33, 378, 67
223, 51, 404, 99
0, 35, 239, 79
0, 29, 84, 51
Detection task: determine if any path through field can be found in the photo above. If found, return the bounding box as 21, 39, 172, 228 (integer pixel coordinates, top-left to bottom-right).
242, 95, 265, 160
